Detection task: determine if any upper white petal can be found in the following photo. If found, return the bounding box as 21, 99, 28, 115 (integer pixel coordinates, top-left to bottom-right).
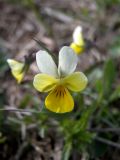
73, 26, 84, 46
36, 50, 58, 77
58, 46, 78, 77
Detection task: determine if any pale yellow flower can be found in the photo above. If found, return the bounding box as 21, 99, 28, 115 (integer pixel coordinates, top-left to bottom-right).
33, 46, 88, 113
70, 26, 85, 54
7, 59, 25, 83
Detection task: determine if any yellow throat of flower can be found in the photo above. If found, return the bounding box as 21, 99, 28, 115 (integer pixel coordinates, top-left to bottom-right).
45, 85, 74, 113
70, 43, 84, 55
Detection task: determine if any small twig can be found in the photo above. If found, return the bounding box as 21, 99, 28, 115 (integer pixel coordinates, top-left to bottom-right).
95, 136, 120, 149
14, 142, 29, 160
43, 7, 74, 23
0, 108, 40, 114
101, 118, 115, 128
89, 128, 120, 133
26, 124, 37, 130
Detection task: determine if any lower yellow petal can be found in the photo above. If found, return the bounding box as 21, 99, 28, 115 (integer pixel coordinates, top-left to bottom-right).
70, 43, 84, 54
33, 74, 58, 92
11, 70, 25, 83
63, 72, 88, 92
45, 86, 74, 113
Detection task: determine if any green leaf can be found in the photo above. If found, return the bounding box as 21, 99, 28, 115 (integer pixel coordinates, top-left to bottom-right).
19, 94, 31, 108
76, 131, 94, 143
96, 0, 120, 9
103, 59, 116, 95
0, 50, 8, 76
0, 136, 6, 143
88, 68, 103, 83
109, 37, 120, 58
0, 91, 6, 128
95, 79, 103, 94
109, 85, 120, 102
89, 140, 107, 158
62, 142, 72, 160
73, 105, 96, 132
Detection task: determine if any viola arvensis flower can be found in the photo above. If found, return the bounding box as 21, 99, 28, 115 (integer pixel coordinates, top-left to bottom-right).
70, 26, 85, 54
33, 46, 88, 113
7, 59, 25, 83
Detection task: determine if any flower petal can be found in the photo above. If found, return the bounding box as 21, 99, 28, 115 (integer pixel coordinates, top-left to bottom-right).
36, 50, 58, 77
70, 43, 84, 55
33, 74, 58, 92
63, 72, 88, 92
7, 59, 25, 83
58, 46, 78, 77
73, 26, 85, 46
45, 86, 74, 113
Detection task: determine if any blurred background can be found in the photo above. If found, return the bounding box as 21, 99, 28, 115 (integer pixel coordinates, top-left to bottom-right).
0, 0, 120, 159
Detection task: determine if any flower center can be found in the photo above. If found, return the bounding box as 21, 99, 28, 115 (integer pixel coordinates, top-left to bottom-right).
53, 85, 67, 98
